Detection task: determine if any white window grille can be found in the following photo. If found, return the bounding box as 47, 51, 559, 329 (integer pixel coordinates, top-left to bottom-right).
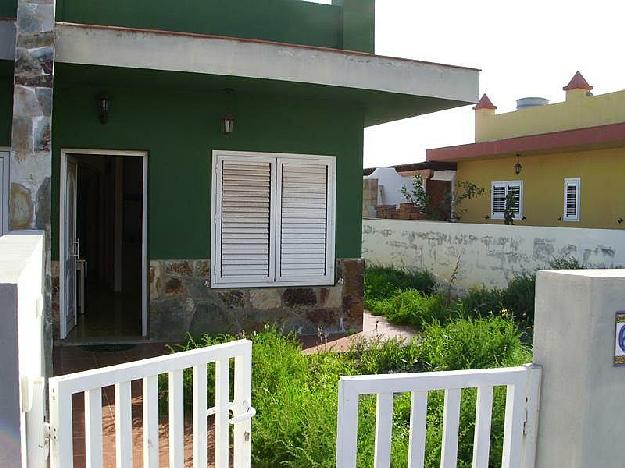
563, 177, 581, 222
491, 181, 523, 220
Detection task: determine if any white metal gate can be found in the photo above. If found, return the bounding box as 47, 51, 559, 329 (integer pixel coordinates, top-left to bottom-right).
47, 339, 254, 468
335, 364, 541, 468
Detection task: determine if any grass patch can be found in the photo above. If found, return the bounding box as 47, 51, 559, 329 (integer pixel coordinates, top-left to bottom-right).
368, 289, 452, 330
170, 320, 529, 467
364, 266, 435, 307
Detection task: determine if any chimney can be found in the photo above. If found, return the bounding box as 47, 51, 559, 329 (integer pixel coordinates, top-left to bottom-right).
563, 71, 593, 101
474, 94, 496, 142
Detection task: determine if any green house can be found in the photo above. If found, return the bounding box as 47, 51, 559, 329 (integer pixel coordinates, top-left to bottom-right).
1, 0, 479, 342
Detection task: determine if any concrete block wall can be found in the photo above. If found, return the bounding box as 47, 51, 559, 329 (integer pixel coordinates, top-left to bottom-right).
363, 219, 625, 291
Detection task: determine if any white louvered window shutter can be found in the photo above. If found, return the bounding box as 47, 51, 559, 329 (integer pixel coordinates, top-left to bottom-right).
564, 177, 580, 221
212, 155, 276, 286
491, 183, 507, 218
276, 157, 336, 285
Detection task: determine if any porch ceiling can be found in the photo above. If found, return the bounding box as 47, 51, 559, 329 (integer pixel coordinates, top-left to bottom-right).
54, 22, 480, 126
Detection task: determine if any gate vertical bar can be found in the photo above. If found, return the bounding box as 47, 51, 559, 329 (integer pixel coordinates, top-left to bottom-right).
440, 388, 461, 468
472, 386, 494, 468
374, 393, 393, 468
502, 380, 526, 468
49, 380, 73, 468
215, 357, 230, 468
115, 381, 133, 468
168, 369, 184, 468
407, 391, 428, 468
193, 365, 208, 468
143, 375, 159, 468
233, 343, 252, 468
521, 365, 542, 468
335, 378, 359, 468
85, 388, 103, 468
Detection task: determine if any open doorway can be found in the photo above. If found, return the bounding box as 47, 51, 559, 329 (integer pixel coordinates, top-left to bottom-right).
60, 149, 147, 341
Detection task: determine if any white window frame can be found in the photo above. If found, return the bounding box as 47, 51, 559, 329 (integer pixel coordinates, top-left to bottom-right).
491, 180, 523, 221
563, 177, 581, 222
210, 150, 336, 289
0, 149, 9, 235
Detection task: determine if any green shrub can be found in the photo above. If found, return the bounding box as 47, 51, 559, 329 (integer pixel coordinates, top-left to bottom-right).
364, 266, 435, 307
455, 287, 505, 319
418, 317, 530, 371
501, 273, 536, 325
549, 255, 584, 270
369, 290, 452, 330
346, 336, 421, 374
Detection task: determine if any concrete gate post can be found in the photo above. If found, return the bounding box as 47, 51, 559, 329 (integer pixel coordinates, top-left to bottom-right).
533, 269, 625, 468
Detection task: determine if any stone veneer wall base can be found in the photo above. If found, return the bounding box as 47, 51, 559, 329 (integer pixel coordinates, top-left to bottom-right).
148, 258, 364, 341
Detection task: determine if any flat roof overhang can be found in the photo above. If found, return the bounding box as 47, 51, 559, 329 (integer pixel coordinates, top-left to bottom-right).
427, 121, 625, 163
47, 22, 478, 126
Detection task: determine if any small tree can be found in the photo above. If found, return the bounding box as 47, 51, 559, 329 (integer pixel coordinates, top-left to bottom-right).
401, 174, 430, 212
503, 191, 517, 225
449, 180, 485, 221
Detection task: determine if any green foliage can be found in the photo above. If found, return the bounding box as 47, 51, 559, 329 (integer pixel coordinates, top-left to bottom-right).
169, 320, 530, 468
455, 287, 505, 319
364, 266, 435, 308
549, 255, 584, 270
503, 191, 517, 225
401, 174, 430, 211
346, 336, 422, 374
501, 273, 536, 325
419, 317, 531, 371
368, 289, 452, 330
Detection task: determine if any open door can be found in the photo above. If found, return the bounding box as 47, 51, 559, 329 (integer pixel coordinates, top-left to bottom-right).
61, 158, 78, 338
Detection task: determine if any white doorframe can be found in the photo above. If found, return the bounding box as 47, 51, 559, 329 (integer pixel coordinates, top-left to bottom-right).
0, 146, 9, 235
60, 149, 149, 338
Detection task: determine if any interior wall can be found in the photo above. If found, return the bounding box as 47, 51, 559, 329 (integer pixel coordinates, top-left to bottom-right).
0, 69, 14, 147
0, 0, 17, 18
51, 74, 365, 261
76, 154, 142, 290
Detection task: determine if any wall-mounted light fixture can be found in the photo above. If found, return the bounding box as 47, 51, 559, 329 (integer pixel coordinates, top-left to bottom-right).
222, 88, 236, 135
514, 153, 522, 175
222, 114, 235, 135
97, 93, 111, 124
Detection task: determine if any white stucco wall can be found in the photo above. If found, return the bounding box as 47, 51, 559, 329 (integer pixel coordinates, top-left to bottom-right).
362, 219, 625, 290
365, 167, 414, 207
533, 269, 625, 468
0, 233, 45, 467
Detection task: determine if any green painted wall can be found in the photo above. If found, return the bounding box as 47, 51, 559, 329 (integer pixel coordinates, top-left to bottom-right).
56, 0, 342, 49
0, 0, 17, 18
51, 73, 364, 261
0, 64, 13, 147
334, 0, 375, 53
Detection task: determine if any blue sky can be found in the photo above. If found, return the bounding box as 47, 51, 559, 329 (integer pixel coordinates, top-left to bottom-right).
363, 0, 625, 168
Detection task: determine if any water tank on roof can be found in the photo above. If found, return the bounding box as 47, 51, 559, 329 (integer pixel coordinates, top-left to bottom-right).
516, 97, 549, 110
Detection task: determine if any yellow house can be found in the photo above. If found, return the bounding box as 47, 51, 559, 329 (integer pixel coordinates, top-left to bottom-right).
427, 72, 625, 229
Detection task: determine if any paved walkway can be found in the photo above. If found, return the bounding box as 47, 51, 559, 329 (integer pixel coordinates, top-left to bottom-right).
301, 311, 416, 353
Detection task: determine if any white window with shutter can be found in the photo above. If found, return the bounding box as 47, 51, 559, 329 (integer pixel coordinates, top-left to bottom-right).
211, 151, 335, 288
563, 177, 581, 222
491, 180, 523, 220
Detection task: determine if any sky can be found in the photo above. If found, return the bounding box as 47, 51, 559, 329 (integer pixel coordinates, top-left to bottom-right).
361, 0, 625, 169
